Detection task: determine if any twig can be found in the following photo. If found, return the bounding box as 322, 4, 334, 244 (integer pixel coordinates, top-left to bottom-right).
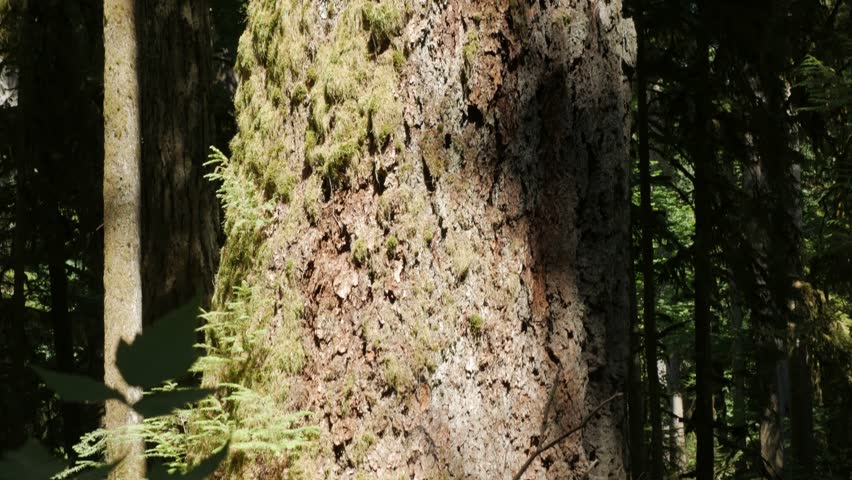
512, 392, 623, 480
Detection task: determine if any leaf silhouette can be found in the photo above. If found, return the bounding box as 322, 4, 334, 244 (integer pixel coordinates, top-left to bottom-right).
0, 439, 66, 480
116, 298, 201, 389
32, 366, 124, 404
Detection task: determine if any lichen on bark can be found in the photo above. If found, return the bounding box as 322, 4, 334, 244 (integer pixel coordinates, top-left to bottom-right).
212, 0, 636, 478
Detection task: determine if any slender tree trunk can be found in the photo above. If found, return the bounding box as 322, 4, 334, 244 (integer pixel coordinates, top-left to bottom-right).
103, 0, 144, 477
8, 83, 29, 452
138, 0, 220, 324
693, 3, 715, 478
789, 341, 814, 476
6, 1, 33, 450
636, 13, 664, 479
730, 284, 746, 449
47, 206, 82, 456
628, 236, 647, 479
667, 353, 686, 473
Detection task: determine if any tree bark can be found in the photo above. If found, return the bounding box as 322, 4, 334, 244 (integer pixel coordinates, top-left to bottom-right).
692, 3, 715, 478
103, 0, 144, 477
628, 234, 647, 479
636, 12, 664, 479
730, 284, 746, 450
5, 1, 33, 450
667, 353, 686, 473
138, 0, 220, 325
47, 206, 82, 456
216, 0, 637, 477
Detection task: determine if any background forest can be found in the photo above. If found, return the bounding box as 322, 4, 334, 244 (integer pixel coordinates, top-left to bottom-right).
0, 0, 850, 479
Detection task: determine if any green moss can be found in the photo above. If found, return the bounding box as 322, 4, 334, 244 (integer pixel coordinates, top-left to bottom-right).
304, 128, 318, 152
292, 83, 308, 104
391, 48, 406, 72
303, 176, 322, 225
451, 243, 474, 282
469, 313, 485, 336
463, 30, 479, 67
350, 432, 377, 466
368, 65, 403, 148
422, 226, 435, 245
362, 0, 403, 51
383, 356, 414, 394
352, 239, 370, 267
385, 235, 398, 257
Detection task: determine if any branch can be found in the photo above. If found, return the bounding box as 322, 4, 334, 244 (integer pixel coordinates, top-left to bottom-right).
512, 392, 623, 480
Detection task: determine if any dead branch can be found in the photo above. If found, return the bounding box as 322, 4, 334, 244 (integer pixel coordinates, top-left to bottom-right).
512, 392, 624, 480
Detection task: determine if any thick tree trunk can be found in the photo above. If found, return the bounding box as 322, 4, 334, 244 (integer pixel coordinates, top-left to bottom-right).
138, 0, 220, 324
216, 0, 636, 477
103, 0, 144, 477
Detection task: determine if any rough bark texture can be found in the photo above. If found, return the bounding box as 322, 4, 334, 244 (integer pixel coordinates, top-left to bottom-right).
217, 1, 636, 477
138, 0, 220, 323
103, 0, 144, 477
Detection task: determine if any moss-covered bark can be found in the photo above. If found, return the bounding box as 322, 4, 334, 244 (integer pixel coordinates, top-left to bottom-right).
210, 1, 636, 477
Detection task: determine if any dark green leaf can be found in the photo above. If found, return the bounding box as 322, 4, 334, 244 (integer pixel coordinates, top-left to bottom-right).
133, 388, 214, 418
32, 366, 123, 403
146, 441, 228, 480
0, 439, 66, 480
116, 298, 201, 389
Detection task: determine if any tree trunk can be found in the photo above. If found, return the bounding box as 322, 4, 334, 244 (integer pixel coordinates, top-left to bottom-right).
214, 0, 637, 477
628, 233, 647, 479
103, 0, 144, 477
5, 1, 33, 450
692, 3, 715, 477
667, 353, 686, 473
138, 0, 220, 324
730, 284, 746, 449
8, 62, 29, 452
755, 2, 812, 475
47, 206, 82, 456
636, 12, 664, 479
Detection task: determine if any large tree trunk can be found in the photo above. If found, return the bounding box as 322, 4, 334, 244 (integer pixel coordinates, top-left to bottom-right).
138, 0, 220, 324
215, 0, 636, 477
103, 0, 144, 477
